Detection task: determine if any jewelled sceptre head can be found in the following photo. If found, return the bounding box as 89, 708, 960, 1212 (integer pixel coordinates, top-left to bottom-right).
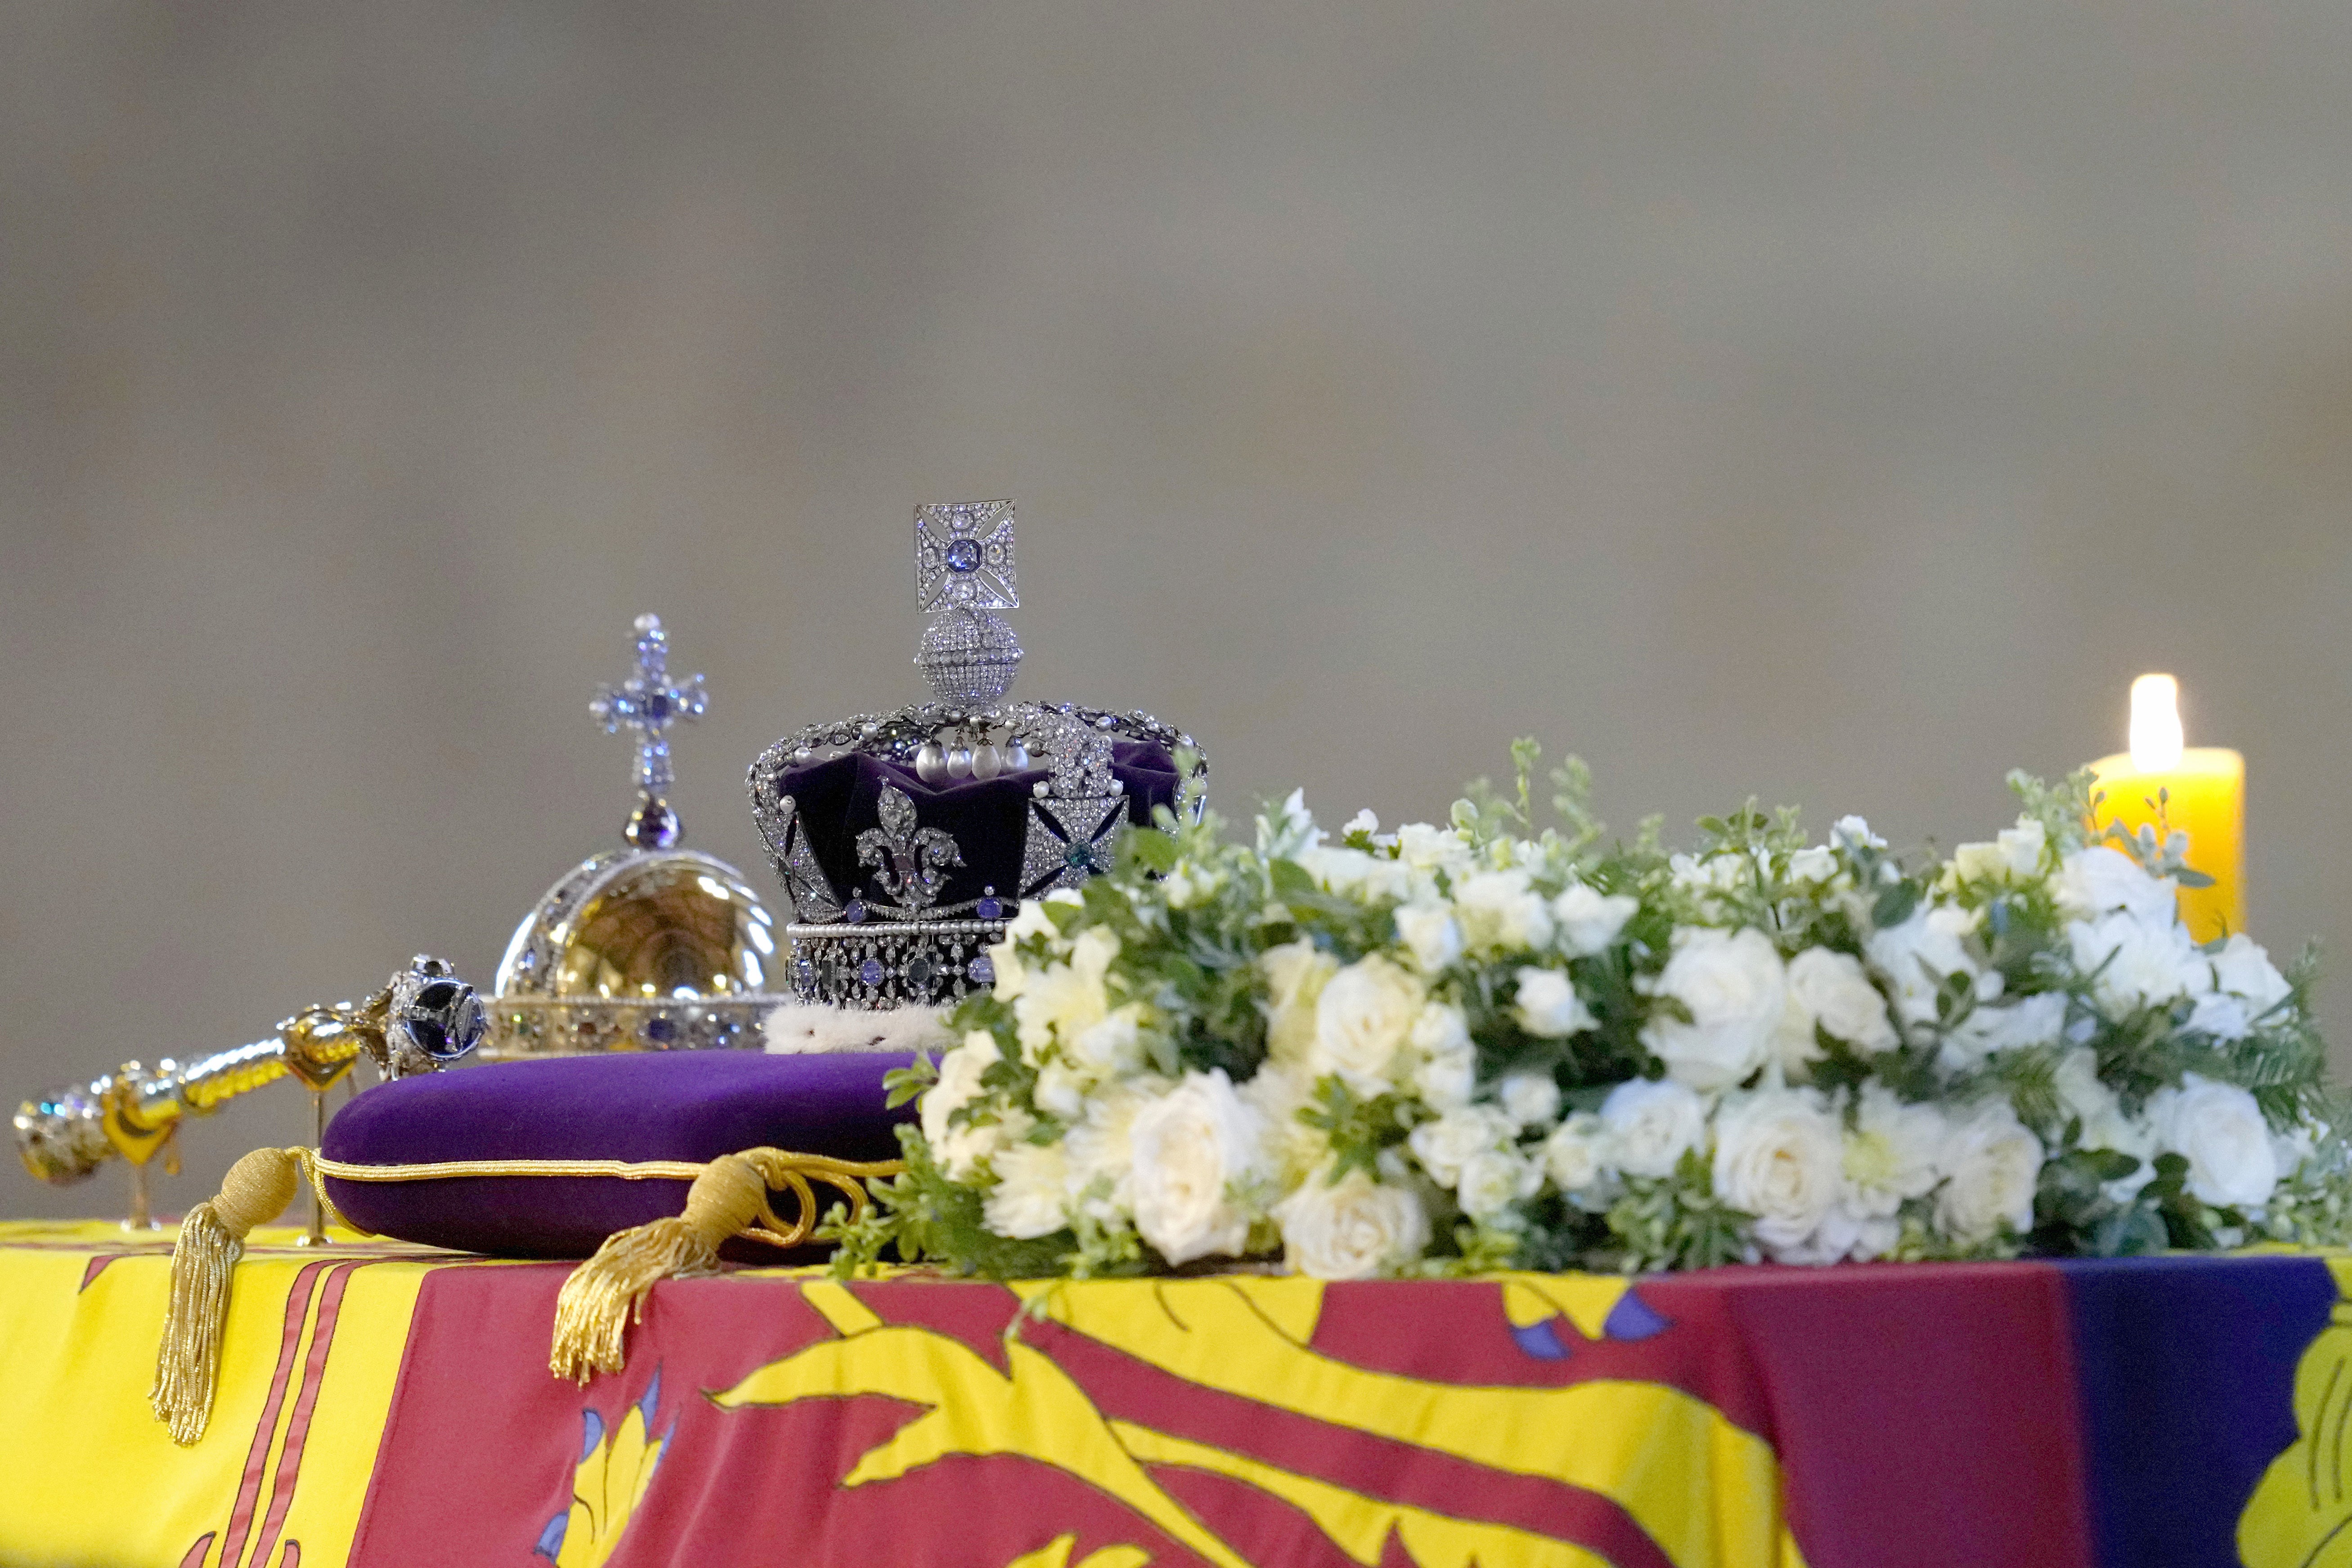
591, 614, 708, 849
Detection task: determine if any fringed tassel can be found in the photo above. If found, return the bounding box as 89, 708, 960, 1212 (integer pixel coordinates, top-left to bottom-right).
549, 1150, 773, 1384
151, 1146, 305, 1444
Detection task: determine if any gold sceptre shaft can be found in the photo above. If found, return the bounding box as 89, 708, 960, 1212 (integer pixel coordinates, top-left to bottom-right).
13, 958, 485, 1223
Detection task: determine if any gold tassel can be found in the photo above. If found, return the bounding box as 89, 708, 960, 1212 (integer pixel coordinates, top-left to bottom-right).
150, 1146, 307, 1444
549, 1150, 775, 1384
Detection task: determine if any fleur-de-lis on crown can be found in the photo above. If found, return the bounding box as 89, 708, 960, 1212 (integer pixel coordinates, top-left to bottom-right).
856, 785, 966, 912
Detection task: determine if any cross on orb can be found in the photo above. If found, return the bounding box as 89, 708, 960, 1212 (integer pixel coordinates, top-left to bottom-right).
591, 613, 708, 848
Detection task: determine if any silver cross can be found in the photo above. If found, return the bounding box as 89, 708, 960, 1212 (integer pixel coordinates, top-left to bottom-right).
590, 613, 708, 848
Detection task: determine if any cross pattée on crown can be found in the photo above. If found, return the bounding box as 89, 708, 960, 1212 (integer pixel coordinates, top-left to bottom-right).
590, 613, 708, 848
914, 500, 1018, 613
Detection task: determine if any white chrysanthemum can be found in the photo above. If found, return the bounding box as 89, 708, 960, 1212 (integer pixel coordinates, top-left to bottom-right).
1866, 906, 1992, 1029
2147, 1073, 2278, 1211
1935, 1102, 2043, 1244
1128, 1070, 1269, 1266
1454, 870, 1554, 955
1712, 1087, 1845, 1259
983, 1141, 1072, 1239
1407, 1105, 1515, 1187
1642, 926, 1787, 1091
1514, 966, 1596, 1038
1552, 882, 1639, 956
1311, 954, 1426, 1095
1842, 1085, 1944, 1220
1063, 1079, 1160, 1222
1275, 1166, 1431, 1279
1260, 939, 1340, 1066
1599, 1078, 1708, 1179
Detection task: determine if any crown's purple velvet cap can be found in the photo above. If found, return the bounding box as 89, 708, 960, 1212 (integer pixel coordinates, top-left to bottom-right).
780, 739, 1179, 908
322, 1051, 915, 1259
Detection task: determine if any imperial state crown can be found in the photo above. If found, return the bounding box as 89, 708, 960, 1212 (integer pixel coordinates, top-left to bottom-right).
749, 501, 1206, 1011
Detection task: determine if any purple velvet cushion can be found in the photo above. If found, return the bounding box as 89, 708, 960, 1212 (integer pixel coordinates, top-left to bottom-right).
321, 1052, 914, 1259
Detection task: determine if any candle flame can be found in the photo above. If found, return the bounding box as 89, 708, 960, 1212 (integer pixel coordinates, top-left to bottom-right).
2129, 674, 2185, 772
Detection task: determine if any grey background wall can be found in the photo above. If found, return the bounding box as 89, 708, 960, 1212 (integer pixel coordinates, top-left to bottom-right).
5, 2, 2350, 1219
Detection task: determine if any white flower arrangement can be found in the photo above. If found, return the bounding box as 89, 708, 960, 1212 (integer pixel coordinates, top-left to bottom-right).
832, 745, 2350, 1278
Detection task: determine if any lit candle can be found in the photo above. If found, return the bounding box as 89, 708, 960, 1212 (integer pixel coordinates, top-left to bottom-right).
2087, 674, 2245, 942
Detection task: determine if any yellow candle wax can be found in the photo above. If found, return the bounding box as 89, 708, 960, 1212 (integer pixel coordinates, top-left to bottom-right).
2086, 674, 2245, 943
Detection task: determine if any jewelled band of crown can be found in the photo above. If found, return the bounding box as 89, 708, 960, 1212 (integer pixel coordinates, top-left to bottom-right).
785, 920, 1007, 1010
746, 700, 1208, 927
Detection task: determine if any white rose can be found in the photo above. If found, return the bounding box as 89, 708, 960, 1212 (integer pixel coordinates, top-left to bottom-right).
2148, 1073, 2278, 1210
1396, 822, 1475, 876
1841, 1085, 1944, 1219
2055, 845, 2178, 926
1712, 1088, 1845, 1258
1274, 1167, 1431, 1279
1260, 939, 1340, 1065
1787, 846, 1838, 884
922, 1031, 1004, 1182
1866, 906, 1991, 1029
1393, 901, 1465, 972
1128, 1070, 1270, 1266
2212, 934, 2293, 1015
983, 1141, 1072, 1239
1498, 1071, 1562, 1129
1311, 955, 1427, 1094
1935, 1103, 2043, 1244
1553, 882, 1639, 956
1543, 1111, 1615, 1201
1642, 926, 1787, 1091
1456, 1149, 1542, 1221
2066, 911, 2209, 1016
1599, 1078, 1708, 1179
1513, 967, 1596, 1038
1782, 947, 1898, 1059
1455, 870, 1555, 955
1407, 1105, 1514, 1186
